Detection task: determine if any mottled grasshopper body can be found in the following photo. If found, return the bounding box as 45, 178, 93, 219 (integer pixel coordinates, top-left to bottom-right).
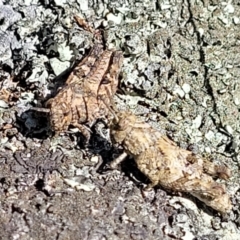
109, 110, 232, 213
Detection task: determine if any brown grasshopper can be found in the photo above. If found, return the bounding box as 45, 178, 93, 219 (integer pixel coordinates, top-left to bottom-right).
32, 16, 123, 141
45, 44, 123, 140
108, 110, 232, 213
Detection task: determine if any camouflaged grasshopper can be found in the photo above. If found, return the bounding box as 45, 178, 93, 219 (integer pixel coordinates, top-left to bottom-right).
108, 109, 232, 213
32, 16, 123, 141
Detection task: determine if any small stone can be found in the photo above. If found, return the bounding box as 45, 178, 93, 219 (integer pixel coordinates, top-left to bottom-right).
224, 3, 234, 14
169, 196, 198, 212
64, 178, 79, 188
90, 156, 99, 163
233, 16, 240, 24
63, 177, 95, 191
192, 115, 202, 129
185, 128, 192, 136
49, 58, 70, 76
225, 125, 233, 135
77, 0, 88, 10
0, 100, 9, 108
219, 16, 229, 25
205, 130, 215, 141
182, 83, 191, 94
1, 137, 8, 144
172, 85, 185, 98
20, 92, 35, 103
176, 213, 188, 223
198, 28, 204, 36
205, 146, 211, 153
76, 183, 95, 191
234, 97, 240, 105
218, 88, 227, 94
53, 0, 67, 7
161, 4, 171, 10
106, 12, 122, 25
182, 231, 195, 240
58, 41, 73, 62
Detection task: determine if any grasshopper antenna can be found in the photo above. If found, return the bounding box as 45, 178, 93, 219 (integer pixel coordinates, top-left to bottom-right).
74, 15, 103, 42
74, 15, 95, 33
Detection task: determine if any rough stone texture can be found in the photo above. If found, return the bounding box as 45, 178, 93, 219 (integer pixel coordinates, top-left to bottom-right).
0, 0, 240, 239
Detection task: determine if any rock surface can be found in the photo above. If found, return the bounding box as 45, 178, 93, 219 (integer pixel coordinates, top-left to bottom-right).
0, 0, 240, 239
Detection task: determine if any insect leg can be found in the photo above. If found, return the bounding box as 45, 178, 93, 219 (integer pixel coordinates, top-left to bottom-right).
186, 152, 231, 180
110, 152, 128, 169
202, 158, 231, 180
72, 122, 91, 143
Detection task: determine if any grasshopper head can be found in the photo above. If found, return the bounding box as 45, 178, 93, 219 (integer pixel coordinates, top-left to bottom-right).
110, 110, 137, 144
45, 98, 72, 133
